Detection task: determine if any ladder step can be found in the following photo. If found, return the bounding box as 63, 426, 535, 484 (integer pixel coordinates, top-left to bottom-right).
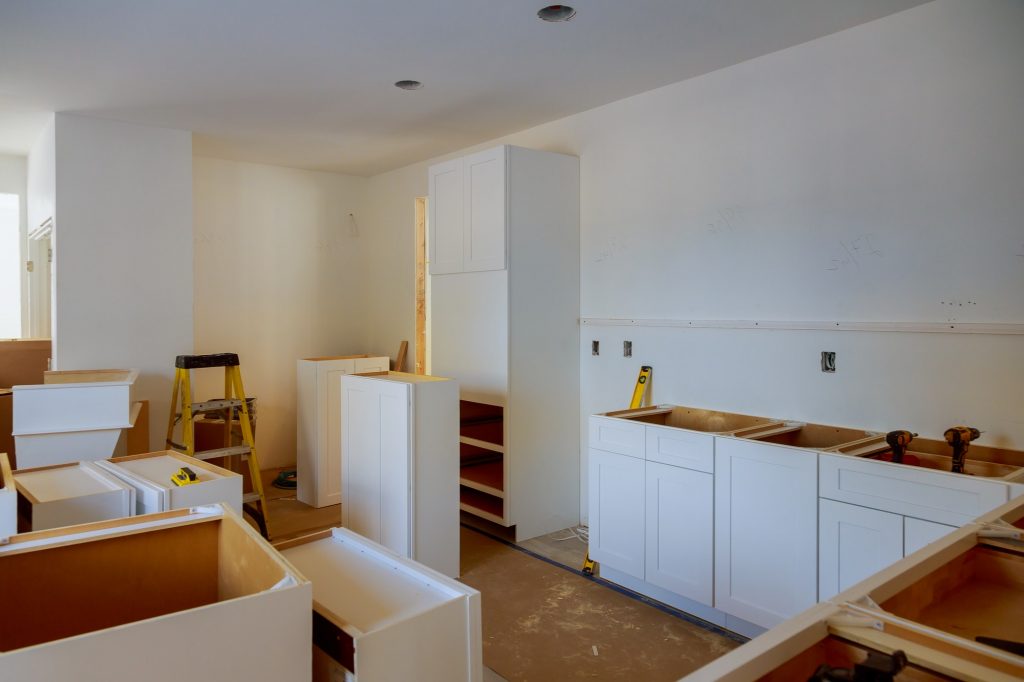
188, 398, 245, 413
191, 445, 251, 461
175, 353, 240, 369
242, 492, 262, 504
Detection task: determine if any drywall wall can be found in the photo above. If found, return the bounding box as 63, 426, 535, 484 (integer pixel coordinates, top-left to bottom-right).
0, 154, 27, 337
364, 0, 1024, 522
52, 114, 193, 450
193, 157, 370, 469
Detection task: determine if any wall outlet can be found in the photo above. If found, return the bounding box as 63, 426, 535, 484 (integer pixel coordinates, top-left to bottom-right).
623, 340, 632, 357
821, 351, 836, 373
592, 340, 599, 356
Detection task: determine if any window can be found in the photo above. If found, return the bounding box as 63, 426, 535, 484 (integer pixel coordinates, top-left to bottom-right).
0, 193, 20, 338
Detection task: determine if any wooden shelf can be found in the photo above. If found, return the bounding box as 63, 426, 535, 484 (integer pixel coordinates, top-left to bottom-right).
459, 487, 506, 525
460, 460, 504, 498
460, 441, 501, 466
459, 436, 504, 454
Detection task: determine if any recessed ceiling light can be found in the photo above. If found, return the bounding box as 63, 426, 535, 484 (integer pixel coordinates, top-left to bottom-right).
537, 5, 576, 22
394, 80, 423, 90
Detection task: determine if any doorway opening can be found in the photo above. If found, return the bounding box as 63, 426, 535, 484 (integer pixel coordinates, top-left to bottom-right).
414, 196, 428, 375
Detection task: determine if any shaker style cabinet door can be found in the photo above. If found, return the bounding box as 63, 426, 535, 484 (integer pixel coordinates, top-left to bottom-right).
588, 448, 645, 579
714, 437, 818, 629
428, 158, 464, 275
462, 146, 506, 272
645, 461, 713, 605
819, 498, 903, 601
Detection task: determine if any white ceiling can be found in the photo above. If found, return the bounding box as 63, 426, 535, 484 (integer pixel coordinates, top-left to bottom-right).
0, 0, 928, 176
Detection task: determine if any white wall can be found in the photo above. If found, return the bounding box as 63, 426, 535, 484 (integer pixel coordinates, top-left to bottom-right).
193, 157, 370, 469
0, 154, 27, 338
363, 0, 1024, 522
52, 114, 193, 450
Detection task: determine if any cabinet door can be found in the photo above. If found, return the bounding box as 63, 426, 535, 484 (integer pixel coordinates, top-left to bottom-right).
428, 158, 463, 275
589, 448, 645, 579
904, 517, 956, 556
714, 438, 818, 629
819, 499, 903, 601
342, 378, 412, 557
462, 146, 506, 272
645, 461, 713, 605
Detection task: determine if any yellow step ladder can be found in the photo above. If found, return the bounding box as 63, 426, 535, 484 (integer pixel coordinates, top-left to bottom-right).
583, 365, 652, 575
166, 353, 270, 538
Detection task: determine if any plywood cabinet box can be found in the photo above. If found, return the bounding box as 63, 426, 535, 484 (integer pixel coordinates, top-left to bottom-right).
0, 505, 312, 682
94, 450, 242, 516
429, 144, 580, 541
14, 460, 135, 531
296, 355, 389, 508
12, 368, 140, 468
279, 527, 482, 682
341, 371, 459, 578
0, 453, 15, 540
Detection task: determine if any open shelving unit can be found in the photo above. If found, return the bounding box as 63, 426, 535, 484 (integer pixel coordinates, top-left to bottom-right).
458, 400, 506, 524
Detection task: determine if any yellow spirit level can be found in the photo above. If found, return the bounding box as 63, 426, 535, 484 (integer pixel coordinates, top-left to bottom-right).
171, 466, 199, 487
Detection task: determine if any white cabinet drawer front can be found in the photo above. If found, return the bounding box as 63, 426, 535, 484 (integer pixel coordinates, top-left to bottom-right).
819, 499, 903, 601
904, 517, 956, 556
644, 425, 713, 472
589, 416, 644, 459
820, 454, 1008, 526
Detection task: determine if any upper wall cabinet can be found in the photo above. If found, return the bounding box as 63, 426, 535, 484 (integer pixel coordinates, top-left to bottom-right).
428, 146, 507, 274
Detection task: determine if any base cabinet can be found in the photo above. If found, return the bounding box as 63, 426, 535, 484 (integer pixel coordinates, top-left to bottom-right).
714, 437, 818, 629
588, 448, 645, 580
341, 372, 459, 578
296, 355, 389, 508
645, 461, 713, 606
818, 499, 903, 601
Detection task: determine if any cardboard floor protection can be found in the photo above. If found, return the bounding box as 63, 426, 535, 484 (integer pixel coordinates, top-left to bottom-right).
459, 527, 740, 681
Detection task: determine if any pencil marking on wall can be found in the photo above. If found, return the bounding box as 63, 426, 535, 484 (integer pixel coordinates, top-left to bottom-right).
706, 206, 744, 236
826, 234, 882, 272
594, 236, 625, 263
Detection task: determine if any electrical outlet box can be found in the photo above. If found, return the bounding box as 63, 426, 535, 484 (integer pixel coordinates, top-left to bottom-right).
592, 340, 599, 356
623, 341, 632, 357
821, 351, 836, 373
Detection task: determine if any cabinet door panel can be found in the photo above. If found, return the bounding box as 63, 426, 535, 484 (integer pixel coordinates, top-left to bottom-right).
589, 449, 644, 579
904, 517, 956, 556
588, 416, 644, 459
323, 367, 350, 506
819, 499, 903, 601
462, 147, 506, 272
645, 462, 713, 605
343, 383, 383, 543
714, 438, 818, 628
429, 159, 463, 274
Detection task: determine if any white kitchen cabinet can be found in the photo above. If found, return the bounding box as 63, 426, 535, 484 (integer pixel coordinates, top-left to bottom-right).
904, 516, 956, 556
714, 436, 818, 629
645, 460, 713, 606
0, 453, 15, 540
430, 145, 579, 541
279, 527, 482, 682
341, 372, 459, 578
14, 461, 135, 531
588, 448, 645, 580
818, 499, 903, 601
296, 355, 389, 508
0, 505, 311, 682
428, 147, 506, 275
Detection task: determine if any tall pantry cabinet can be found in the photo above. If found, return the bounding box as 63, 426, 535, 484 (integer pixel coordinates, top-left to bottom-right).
428, 145, 580, 542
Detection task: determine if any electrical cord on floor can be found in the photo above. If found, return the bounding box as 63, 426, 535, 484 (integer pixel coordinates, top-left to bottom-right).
552, 525, 589, 543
